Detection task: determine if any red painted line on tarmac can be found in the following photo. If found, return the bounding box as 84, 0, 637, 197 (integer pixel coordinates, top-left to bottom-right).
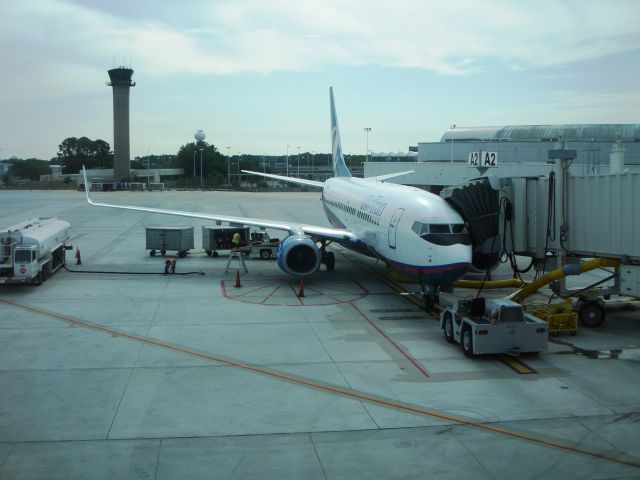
350, 302, 430, 379
351, 278, 370, 295
260, 281, 287, 305
288, 281, 305, 305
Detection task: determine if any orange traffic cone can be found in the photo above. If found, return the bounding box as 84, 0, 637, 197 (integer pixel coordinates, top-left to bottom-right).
297, 278, 305, 297
235, 270, 242, 288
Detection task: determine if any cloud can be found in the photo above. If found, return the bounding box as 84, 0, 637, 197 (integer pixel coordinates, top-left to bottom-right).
2, 0, 639, 79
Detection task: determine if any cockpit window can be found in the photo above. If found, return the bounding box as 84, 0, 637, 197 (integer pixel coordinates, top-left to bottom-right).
411, 221, 471, 246
429, 224, 450, 234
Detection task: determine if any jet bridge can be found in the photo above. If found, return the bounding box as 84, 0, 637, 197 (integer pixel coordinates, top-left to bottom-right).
441, 157, 640, 326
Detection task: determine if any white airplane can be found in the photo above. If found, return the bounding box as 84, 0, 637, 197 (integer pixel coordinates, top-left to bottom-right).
83, 87, 472, 306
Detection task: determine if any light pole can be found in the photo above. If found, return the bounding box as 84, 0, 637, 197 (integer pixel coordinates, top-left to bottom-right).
363, 127, 371, 162
192, 151, 197, 183
310, 151, 315, 180
194, 129, 206, 186
297, 146, 301, 177
199, 148, 204, 190
286, 145, 290, 176
450, 124, 455, 164
227, 147, 231, 185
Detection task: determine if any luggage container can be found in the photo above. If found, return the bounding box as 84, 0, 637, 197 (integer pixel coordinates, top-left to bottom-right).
202, 226, 250, 257
146, 226, 194, 258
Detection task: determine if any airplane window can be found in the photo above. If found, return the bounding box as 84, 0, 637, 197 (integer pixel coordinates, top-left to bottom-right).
452, 224, 467, 233
412, 221, 421, 235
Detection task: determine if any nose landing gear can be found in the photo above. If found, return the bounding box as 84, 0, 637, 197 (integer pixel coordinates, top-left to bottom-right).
421, 284, 440, 309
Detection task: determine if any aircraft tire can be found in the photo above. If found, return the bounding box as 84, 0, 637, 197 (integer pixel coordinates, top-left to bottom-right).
325, 252, 335, 271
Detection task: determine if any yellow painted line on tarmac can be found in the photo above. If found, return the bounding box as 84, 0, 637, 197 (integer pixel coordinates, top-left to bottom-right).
1, 297, 638, 469
498, 355, 537, 374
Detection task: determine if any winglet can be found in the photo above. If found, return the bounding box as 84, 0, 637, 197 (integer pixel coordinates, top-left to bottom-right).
81, 166, 94, 205
330, 87, 351, 178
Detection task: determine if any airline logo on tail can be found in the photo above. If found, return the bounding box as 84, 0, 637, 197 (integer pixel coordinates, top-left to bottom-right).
330, 87, 352, 178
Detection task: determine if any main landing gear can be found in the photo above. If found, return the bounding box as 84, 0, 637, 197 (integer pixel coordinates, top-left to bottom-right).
320, 240, 335, 272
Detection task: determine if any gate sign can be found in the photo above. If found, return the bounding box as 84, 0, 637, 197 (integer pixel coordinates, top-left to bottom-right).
468, 151, 498, 168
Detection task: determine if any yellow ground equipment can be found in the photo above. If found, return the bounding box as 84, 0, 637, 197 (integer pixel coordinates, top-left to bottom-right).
527, 302, 577, 336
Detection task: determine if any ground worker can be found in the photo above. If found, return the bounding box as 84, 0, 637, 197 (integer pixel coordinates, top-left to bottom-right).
164, 257, 176, 274
231, 232, 241, 249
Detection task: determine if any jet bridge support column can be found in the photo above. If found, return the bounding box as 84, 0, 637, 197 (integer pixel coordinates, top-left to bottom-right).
548, 149, 576, 294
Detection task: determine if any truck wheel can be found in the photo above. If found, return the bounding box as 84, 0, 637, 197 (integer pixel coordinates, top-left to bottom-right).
579, 301, 605, 328
150, 250, 156, 257
325, 252, 335, 271
213, 251, 219, 258
161, 249, 166, 256
260, 249, 272, 260
206, 250, 212, 257
461, 326, 475, 358
443, 312, 455, 344
178, 250, 186, 258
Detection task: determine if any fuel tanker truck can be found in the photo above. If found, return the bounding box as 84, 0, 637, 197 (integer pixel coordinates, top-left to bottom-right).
0, 217, 72, 285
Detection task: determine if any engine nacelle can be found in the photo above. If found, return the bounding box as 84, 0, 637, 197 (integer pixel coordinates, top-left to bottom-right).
276, 235, 321, 276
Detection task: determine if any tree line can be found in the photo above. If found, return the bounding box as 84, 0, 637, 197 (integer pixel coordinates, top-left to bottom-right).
2, 135, 366, 184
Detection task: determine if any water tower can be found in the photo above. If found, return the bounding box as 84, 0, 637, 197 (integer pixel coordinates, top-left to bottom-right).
107, 67, 135, 181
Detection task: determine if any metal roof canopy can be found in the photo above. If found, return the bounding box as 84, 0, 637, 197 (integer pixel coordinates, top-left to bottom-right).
441, 124, 640, 143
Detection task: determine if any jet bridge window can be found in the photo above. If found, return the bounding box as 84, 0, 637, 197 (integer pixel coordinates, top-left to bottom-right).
411, 222, 471, 246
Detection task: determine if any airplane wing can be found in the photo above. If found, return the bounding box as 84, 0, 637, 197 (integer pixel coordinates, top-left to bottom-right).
241, 170, 324, 189
82, 167, 354, 243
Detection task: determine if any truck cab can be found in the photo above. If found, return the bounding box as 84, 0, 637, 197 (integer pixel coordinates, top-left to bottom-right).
13, 245, 38, 281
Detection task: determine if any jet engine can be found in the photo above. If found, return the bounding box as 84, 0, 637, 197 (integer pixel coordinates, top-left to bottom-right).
277, 235, 321, 276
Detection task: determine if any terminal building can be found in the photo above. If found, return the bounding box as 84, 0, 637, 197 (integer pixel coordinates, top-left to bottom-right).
418, 124, 640, 166
366, 123, 640, 193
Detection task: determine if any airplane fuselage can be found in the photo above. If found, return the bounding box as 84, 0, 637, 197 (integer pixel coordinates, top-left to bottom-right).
322, 177, 472, 286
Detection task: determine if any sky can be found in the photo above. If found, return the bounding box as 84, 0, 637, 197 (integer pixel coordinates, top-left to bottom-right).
1, 0, 639, 161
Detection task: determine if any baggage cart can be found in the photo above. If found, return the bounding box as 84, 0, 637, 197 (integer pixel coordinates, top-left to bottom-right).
202, 226, 250, 257
146, 226, 194, 258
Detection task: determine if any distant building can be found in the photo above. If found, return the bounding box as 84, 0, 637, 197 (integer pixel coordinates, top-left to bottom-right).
418, 124, 640, 168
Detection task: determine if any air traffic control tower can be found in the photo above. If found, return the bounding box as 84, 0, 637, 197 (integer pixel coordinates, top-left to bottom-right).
107, 67, 135, 181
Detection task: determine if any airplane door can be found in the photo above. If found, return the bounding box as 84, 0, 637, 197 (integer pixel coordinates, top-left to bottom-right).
388, 208, 405, 249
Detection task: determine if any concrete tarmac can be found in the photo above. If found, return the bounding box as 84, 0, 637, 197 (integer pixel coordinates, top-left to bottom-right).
1, 189, 639, 479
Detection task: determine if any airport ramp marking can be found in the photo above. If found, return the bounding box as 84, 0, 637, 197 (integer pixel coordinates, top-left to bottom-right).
220, 277, 368, 306
1, 297, 639, 470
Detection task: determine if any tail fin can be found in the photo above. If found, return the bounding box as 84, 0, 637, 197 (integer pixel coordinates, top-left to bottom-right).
330, 87, 351, 178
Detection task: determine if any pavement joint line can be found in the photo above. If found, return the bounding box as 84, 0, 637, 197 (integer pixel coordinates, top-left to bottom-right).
336, 249, 537, 375
1, 297, 639, 469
